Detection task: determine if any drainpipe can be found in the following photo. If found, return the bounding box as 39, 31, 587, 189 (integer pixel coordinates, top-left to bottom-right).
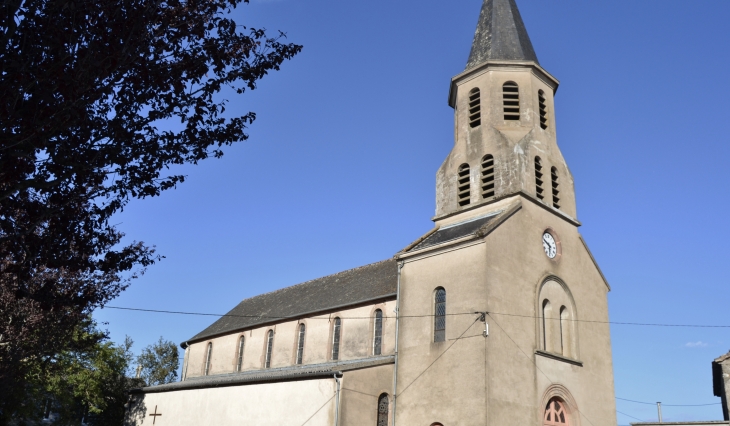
392, 261, 403, 426
334, 373, 342, 426
182, 342, 190, 381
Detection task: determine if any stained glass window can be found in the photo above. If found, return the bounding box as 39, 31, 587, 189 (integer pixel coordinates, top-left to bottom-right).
373, 310, 383, 356
332, 318, 341, 360
265, 330, 274, 368
543, 398, 569, 426
377, 393, 389, 426
434, 288, 446, 342
236, 336, 245, 372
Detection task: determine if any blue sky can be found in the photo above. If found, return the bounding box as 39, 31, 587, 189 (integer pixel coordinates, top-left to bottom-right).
95, 0, 730, 422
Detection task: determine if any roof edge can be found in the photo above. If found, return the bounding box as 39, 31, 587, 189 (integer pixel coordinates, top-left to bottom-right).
185, 292, 397, 345
131, 355, 395, 394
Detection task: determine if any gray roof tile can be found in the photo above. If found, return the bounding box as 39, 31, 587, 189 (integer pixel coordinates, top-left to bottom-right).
188, 259, 398, 343
466, 0, 539, 70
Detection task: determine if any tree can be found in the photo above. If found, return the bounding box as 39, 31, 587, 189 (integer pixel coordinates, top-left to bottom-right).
0, 0, 301, 414
137, 337, 180, 386
7, 318, 144, 425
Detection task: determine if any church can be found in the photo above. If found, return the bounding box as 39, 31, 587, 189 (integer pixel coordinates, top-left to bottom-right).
126, 0, 618, 424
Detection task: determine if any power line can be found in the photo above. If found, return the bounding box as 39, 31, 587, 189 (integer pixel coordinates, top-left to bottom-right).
488, 313, 600, 426
616, 397, 720, 407
398, 316, 480, 396
104, 305, 730, 328
616, 409, 646, 422
297, 393, 335, 426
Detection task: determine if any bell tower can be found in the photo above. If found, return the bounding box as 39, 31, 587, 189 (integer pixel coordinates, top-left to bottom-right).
435, 0, 577, 221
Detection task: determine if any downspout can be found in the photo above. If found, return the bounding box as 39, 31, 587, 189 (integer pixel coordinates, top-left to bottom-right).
392, 261, 403, 426
334, 373, 342, 426
181, 342, 189, 381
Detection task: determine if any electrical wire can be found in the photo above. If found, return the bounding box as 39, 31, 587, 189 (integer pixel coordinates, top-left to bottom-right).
616, 409, 646, 422
616, 397, 720, 407
297, 393, 335, 426
104, 306, 730, 328
398, 316, 481, 396
488, 313, 600, 426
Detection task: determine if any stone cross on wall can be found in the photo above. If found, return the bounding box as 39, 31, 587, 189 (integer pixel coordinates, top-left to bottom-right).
712, 351, 730, 421
148, 405, 162, 424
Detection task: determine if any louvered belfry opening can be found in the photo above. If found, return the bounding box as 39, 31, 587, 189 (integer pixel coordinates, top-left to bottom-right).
535, 156, 544, 201
538, 90, 548, 129
551, 167, 560, 209
481, 155, 495, 199
457, 164, 471, 207
503, 82, 520, 120
468, 88, 481, 128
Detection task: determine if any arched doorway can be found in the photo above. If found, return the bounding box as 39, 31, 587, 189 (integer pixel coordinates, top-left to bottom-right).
543, 398, 570, 426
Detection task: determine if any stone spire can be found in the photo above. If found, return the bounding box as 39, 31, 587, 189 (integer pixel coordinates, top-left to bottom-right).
465, 0, 539, 70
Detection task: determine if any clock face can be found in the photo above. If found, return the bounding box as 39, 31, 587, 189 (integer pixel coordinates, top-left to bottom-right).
542, 232, 557, 259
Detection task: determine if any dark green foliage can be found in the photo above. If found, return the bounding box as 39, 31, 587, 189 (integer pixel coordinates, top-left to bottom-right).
137, 337, 180, 386
0, 0, 301, 417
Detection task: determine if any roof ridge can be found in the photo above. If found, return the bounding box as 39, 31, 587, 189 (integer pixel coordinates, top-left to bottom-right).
233, 259, 394, 303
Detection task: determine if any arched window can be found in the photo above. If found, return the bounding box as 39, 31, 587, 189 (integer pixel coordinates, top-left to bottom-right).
538, 90, 548, 129
204, 342, 212, 376
331, 317, 342, 360
481, 154, 495, 199
236, 335, 245, 372
560, 306, 571, 357
296, 323, 305, 365
468, 88, 481, 128
539, 279, 577, 359
264, 330, 274, 368
551, 167, 560, 209
542, 300, 552, 352
543, 398, 569, 426
373, 309, 383, 356
535, 156, 544, 201
503, 82, 520, 120
434, 288, 446, 342
457, 164, 470, 207
377, 393, 389, 426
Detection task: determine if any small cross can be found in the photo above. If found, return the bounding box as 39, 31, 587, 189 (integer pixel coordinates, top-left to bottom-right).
148, 405, 162, 424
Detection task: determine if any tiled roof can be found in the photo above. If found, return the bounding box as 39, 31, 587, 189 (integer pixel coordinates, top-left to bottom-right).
187, 259, 398, 343
466, 0, 539, 70
408, 213, 500, 252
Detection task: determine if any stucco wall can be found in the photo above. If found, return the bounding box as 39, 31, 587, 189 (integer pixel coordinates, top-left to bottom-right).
125, 378, 336, 426
184, 301, 396, 379
436, 65, 577, 221
395, 197, 616, 426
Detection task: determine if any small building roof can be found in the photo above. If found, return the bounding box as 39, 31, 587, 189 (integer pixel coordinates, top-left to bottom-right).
408, 213, 500, 252
187, 259, 398, 344
466, 0, 539, 70
132, 355, 395, 394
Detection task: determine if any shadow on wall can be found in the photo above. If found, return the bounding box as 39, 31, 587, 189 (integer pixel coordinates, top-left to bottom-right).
124, 395, 146, 426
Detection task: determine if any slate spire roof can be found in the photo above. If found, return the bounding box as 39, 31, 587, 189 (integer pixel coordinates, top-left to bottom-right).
465, 0, 539, 70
